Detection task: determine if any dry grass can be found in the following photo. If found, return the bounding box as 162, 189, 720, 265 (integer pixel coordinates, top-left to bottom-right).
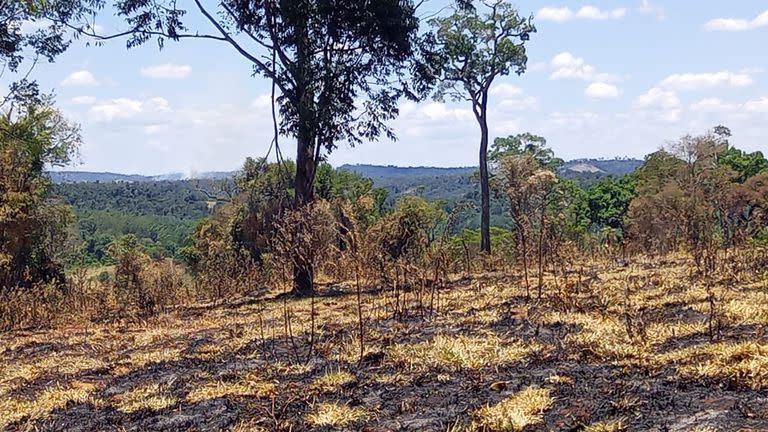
583, 419, 627, 431
312, 369, 356, 393
0, 251, 766, 430
306, 402, 368, 427
0, 383, 97, 429
113, 383, 177, 413
186, 372, 277, 402
389, 334, 540, 370
676, 341, 768, 389
474, 386, 554, 431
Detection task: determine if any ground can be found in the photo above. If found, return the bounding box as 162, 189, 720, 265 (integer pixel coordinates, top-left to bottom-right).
2, 254, 768, 431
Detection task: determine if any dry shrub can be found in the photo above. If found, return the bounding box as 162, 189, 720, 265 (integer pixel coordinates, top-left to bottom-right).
0, 283, 65, 331
194, 247, 261, 302
363, 196, 444, 285
271, 201, 338, 289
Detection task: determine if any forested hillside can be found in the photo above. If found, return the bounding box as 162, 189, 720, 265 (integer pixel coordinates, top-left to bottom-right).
52, 180, 217, 260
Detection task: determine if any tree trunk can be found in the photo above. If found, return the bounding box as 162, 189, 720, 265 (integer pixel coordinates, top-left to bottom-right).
291, 16, 316, 297
477, 92, 491, 254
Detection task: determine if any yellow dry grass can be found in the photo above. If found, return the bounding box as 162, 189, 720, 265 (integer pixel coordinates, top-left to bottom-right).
675, 341, 768, 389
306, 402, 368, 427
583, 419, 627, 431
113, 383, 177, 413
1, 250, 767, 430
0, 383, 97, 429
474, 386, 554, 431
186, 373, 277, 402
389, 334, 540, 370
312, 369, 356, 393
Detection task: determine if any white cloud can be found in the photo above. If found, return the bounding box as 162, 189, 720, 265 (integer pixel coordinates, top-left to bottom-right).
144, 124, 169, 135
420, 102, 473, 121
659, 71, 753, 91
490, 83, 523, 98
548, 111, 600, 128
638, 0, 665, 21
537, 6, 626, 22
634, 88, 681, 123
537, 7, 572, 22
497, 96, 539, 111
89, 97, 172, 122
147, 97, 171, 112
745, 97, 768, 113
550, 52, 618, 82
585, 82, 620, 99
635, 88, 680, 109
61, 70, 99, 87
251, 94, 274, 110
576, 6, 627, 20
70, 96, 96, 105
704, 10, 768, 31
140, 63, 192, 79
687, 96, 768, 114
690, 98, 739, 112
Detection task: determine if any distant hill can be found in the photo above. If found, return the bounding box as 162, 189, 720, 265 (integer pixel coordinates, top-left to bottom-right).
50, 159, 645, 241
557, 158, 643, 187
49, 171, 233, 184
338, 164, 478, 204
338, 164, 475, 179
560, 158, 643, 177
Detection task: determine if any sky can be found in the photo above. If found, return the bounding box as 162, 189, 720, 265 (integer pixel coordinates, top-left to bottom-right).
4, 1, 768, 175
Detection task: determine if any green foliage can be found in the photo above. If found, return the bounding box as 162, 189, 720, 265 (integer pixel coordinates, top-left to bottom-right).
54, 180, 212, 220
424, 1, 535, 103
490, 133, 563, 170
634, 150, 685, 195
719, 146, 768, 183
367, 196, 446, 262
587, 175, 637, 233
1, 102, 81, 289
76, 210, 197, 262
552, 179, 591, 241
54, 180, 213, 263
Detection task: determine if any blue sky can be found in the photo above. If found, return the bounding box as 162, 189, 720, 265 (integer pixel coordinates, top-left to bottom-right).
4, 1, 768, 175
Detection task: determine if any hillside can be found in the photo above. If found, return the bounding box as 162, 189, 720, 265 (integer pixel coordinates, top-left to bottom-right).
50, 159, 643, 249
50, 171, 233, 184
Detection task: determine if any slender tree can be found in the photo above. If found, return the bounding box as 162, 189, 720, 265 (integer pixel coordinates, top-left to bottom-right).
423, 0, 535, 254
64, 0, 422, 295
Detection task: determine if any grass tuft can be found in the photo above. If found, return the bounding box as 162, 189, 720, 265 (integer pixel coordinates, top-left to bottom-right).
389, 334, 539, 370
306, 402, 367, 427
474, 386, 553, 431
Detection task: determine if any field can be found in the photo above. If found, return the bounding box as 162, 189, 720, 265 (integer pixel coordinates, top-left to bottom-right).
2, 253, 768, 431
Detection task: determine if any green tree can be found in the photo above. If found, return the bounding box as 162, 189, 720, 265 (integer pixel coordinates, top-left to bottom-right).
70, 0, 423, 296
490, 133, 563, 170
587, 175, 637, 233
1, 101, 81, 290
719, 147, 768, 184
424, 0, 535, 254
1, 0, 87, 106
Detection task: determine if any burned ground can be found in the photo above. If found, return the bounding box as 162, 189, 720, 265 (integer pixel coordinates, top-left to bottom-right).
2, 254, 767, 431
